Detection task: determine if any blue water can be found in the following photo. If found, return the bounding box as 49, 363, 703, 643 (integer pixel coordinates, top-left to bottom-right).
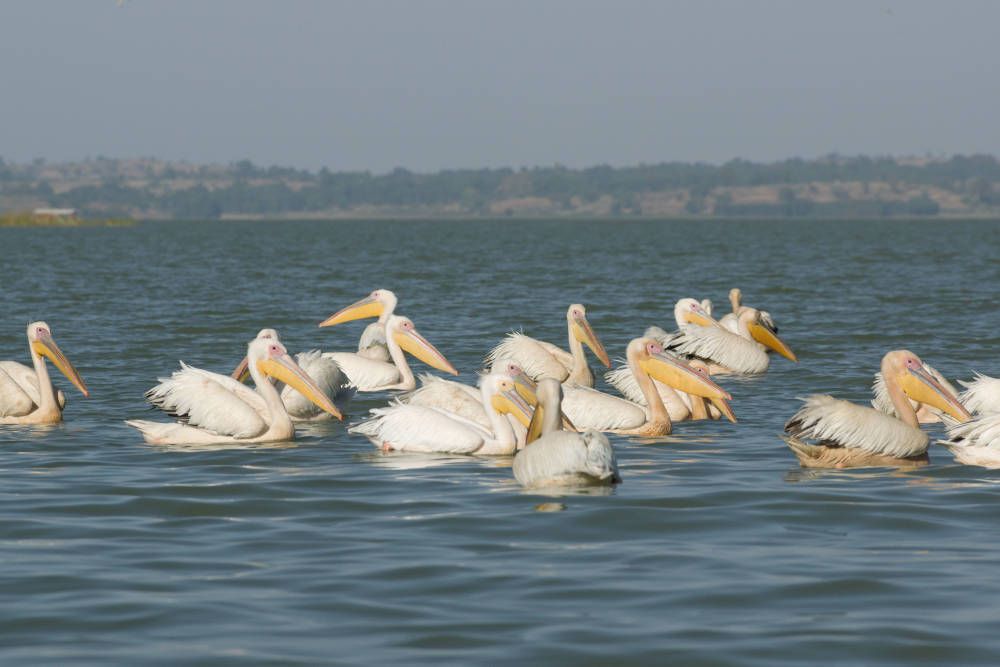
1, 219, 999, 665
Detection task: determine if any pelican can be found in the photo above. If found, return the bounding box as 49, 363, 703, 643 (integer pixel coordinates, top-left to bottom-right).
126, 334, 342, 445
485, 304, 610, 386
870, 361, 959, 424
719, 288, 778, 335
513, 378, 620, 488
230, 329, 351, 421
784, 350, 970, 468
322, 314, 457, 391
319, 289, 397, 362
0, 322, 88, 424
399, 361, 537, 441
560, 337, 734, 436
349, 373, 532, 455
654, 305, 796, 375
938, 373, 1000, 467
605, 358, 735, 422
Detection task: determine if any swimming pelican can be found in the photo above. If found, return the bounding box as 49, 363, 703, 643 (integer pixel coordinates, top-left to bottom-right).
784, 350, 970, 468
655, 306, 796, 375
126, 335, 342, 445
560, 337, 733, 436
322, 314, 457, 391
349, 373, 532, 455
319, 289, 397, 362
870, 361, 959, 424
719, 288, 778, 335
230, 329, 351, 421
513, 378, 620, 488
0, 322, 88, 424
485, 304, 610, 386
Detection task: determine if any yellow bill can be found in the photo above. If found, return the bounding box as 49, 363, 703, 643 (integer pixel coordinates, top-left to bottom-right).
491, 382, 534, 430
641, 352, 731, 400
318, 295, 384, 328
572, 313, 611, 368
32, 334, 89, 397
710, 397, 738, 423
395, 329, 458, 375
747, 321, 797, 362
899, 365, 971, 423
257, 355, 343, 420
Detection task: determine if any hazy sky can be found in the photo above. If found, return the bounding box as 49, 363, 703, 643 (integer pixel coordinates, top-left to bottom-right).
2, 1, 998, 172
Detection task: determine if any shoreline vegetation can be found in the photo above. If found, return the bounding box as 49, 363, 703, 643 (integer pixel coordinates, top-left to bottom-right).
1, 154, 999, 221
0, 212, 133, 227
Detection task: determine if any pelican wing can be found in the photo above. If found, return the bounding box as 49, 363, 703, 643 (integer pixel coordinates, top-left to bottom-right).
349, 403, 486, 454
785, 394, 928, 458
145, 363, 268, 439
958, 373, 1000, 416
603, 364, 693, 421
718, 313, 739, 334
0, 360, 66, 411
561, 384, 646, 431
323, 352, 400, 391
0, 365, 35, 417
942, 412, 1000, 450
400, 374, 490, 429
485, 333, 569, 382
668, 325, 769, 375
357, 322, 390, 361
534, 339, 574, 373
281, 351, 348, 419
513, 431, 619, 487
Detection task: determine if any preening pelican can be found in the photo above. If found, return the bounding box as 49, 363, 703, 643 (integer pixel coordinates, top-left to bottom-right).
0, 322, 88, 424
870, 362, 959, 424
784, 350, 970, 468
486, 304, 610, 386
939, 373, 1000, 467
322, 314, 457, 391
349, 373, 532, 455
513, 378, 620, 488
719, 288, 778, 336
561, 337, 733, 436
231, 329, 351, 422
127, 335, 342, 446
656, 306, 796, 375
319, 289, 397, 362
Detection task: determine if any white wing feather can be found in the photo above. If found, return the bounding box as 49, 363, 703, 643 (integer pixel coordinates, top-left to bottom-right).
145, 363, 268, 438
786, 394, 928, 458
603, 364, 693, 421
400, 374, 490, 428
942, 413, 1000, 467
348, 403, 487, 454
560, 384, 646, 431
958, 373, 1000, 415
485, 332, 569, 382
0, 360, 66, 412
513, 431, 619, 487
323, 352, 400, 391
667, 325, 770, 375
357, 322, 390, 362
0, 366, 35, 417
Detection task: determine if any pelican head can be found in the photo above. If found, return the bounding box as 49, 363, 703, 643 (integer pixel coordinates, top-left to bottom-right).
249, 337, 343, 420
387, 315, 458, 375
631, 337, 732, 402
319, 289, 397, 328
27, 321, 89, 397
489, 360, 537, 403
883, 350, 970, 423
231, 329, 280, 382
674, 298, 716, 329
729, 288, 743, 313
741, 308, 797, 362
480, 374, 534, 426
566, 304, 610, 368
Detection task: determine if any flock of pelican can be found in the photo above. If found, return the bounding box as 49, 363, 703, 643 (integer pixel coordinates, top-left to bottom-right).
3, 287, 1000, 488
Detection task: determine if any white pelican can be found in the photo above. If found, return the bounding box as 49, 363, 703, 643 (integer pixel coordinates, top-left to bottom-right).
605, 358, 735, 422
784, 350, 970, 468
399, 361, 537, 440
870, 361, 959, 424
938, 373, 1000, 467
719, 288, 778, 336
654, 305, 797, 375
127, 335, 342, 446
349, 373, 532, 455
230, 329, 351, 421
318, 289, 397, 362
560, 337, 733, 436
0, 322, 88, 424
485, 304, 610, 386
322, 314, 457, 391
513, 378, 620, 488
956, 373, 1000, 416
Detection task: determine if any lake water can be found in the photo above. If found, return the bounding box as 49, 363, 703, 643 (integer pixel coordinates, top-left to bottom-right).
2, 218, 999, 665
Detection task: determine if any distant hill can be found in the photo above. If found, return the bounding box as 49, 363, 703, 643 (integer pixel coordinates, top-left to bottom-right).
1, 154, 999, 220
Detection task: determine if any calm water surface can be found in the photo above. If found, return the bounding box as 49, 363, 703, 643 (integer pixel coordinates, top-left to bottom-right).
2, 219, 999, 665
